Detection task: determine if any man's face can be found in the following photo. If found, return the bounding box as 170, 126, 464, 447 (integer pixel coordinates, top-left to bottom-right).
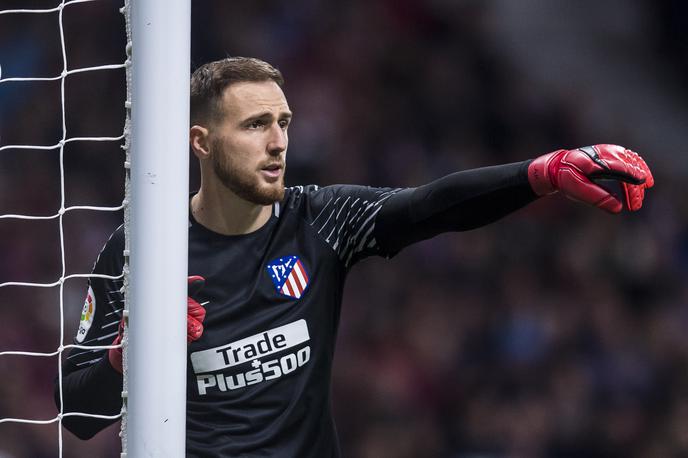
208, 80, 292, 205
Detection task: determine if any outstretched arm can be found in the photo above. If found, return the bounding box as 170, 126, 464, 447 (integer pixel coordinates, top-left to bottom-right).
375, 144, 653, 255
375, 160, 535, 255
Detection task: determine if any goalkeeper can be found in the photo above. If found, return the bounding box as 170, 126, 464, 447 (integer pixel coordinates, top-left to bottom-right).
55, 57, 654, 457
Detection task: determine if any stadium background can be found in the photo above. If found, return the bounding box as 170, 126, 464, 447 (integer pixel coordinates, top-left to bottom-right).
0, 0, 686, 456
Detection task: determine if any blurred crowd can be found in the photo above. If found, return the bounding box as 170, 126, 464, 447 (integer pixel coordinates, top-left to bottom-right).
1, 0, 686, 457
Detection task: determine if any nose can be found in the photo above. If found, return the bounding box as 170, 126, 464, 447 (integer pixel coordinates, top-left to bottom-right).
267, 124, 287, 157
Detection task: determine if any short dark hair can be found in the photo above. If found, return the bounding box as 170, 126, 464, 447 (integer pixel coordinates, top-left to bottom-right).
190, 57, 284, 126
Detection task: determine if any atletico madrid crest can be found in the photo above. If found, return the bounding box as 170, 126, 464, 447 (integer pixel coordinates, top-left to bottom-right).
266, 255, 310, 299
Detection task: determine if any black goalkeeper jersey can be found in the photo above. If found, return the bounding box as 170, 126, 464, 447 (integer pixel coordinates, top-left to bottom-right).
57, 162, 536, 457
184, 184, 400, 456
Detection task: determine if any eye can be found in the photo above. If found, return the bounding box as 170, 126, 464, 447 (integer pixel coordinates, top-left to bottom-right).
248, 120, 265, 129
279, 119, 290, 130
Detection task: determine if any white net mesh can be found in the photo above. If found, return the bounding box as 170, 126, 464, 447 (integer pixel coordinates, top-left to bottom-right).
0, 1, 130, 456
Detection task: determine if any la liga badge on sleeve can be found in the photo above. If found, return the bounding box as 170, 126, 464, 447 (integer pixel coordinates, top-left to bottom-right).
266, 255, 310, 299
76, 285, 96, 343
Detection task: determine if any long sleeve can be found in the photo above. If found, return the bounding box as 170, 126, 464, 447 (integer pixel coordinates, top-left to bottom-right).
54, 226, 125, 439
55, 356, 123, 439
374, 160, 537, 256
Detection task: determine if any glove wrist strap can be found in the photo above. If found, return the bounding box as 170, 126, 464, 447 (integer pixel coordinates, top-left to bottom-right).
528, 150, 563, 196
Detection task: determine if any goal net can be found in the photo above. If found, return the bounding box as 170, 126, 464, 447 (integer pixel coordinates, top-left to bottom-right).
0, 1, 190, 457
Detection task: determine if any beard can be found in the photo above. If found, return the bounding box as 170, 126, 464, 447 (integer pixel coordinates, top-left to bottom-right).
211, 138, 285, 205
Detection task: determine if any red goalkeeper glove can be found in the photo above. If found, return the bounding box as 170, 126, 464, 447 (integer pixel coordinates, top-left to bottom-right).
528, 144, 654, 213
186, 275, 207, 342
108, 275, 207, 374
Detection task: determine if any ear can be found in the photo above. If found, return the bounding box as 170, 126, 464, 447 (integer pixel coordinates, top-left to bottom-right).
190, 125, 211, 160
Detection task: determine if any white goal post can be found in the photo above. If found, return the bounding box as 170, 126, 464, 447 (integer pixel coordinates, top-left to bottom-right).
124, 0, 191, 457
